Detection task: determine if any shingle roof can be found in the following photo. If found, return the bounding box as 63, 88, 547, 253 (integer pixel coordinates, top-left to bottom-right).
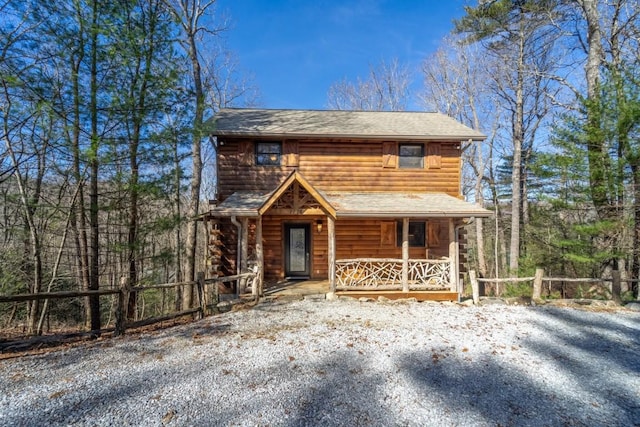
210, 190, 491, 218
209, 108, 486, 141
326, 192, 491, 218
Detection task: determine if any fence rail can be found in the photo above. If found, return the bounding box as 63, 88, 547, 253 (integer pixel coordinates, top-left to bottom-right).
0, 271, 258, 343
468, 268, 636, 304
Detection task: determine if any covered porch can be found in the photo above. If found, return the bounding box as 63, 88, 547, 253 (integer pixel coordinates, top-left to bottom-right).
208, 171, 491, 301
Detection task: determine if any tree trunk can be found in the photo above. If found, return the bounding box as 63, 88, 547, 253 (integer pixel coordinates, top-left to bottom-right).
88, 0, 101, 335
508, 18, 526, 276
183, 30, 205, 309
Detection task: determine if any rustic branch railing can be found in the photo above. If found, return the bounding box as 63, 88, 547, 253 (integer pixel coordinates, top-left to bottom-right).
335, 258, 451, 290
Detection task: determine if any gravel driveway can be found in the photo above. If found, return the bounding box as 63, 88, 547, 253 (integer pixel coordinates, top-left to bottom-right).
1, 298, 639, 426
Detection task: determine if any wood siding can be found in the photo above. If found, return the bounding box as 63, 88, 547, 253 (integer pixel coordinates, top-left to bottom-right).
216, 138, 461, 200
222, 216, 451, 282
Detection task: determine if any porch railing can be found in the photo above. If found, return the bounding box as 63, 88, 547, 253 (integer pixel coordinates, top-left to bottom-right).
335, 258, 451, 290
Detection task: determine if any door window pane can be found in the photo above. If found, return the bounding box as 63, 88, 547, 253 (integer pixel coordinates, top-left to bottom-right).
289, 228, 306, 272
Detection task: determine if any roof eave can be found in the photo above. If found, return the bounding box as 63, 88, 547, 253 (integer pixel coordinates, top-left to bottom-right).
208, 209, 260, 218
336, 211, 493, 218
213, 131, 486, 141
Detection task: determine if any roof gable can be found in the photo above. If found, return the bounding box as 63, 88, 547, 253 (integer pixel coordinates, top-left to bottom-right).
259, 171, 337, 218
209, 108, 486, 141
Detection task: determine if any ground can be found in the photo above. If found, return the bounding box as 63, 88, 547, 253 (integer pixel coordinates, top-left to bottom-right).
1, 298, 639, 426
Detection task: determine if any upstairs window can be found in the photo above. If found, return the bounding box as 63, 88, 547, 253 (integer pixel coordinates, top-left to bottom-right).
398, 144, 424, 169
396, 221, 426, 247
256, 141, 281, 166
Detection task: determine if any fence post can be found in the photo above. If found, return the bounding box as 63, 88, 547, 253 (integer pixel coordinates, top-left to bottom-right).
196, 272, 205, 319
612, 270, 622, 305
469, 270, 479, 305
115, 277, 129, 336
532, 268, 544, 301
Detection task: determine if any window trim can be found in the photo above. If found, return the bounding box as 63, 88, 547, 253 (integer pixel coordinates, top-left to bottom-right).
396, 220, 426, 247
255, 141, 282, 166
398, 143, 424, 169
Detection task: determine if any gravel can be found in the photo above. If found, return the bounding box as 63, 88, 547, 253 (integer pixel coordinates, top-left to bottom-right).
1, 298, 639, 426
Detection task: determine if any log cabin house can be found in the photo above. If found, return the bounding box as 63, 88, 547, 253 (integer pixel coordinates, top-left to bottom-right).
205, 108, 491, 301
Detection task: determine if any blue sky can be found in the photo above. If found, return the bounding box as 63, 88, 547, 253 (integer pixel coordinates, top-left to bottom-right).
218, 0, 468, 110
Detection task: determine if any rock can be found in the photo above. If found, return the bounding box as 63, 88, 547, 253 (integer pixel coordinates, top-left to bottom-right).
358, 297, 374, 303
458, 298, 474, 307
590, 300, 616, 307
479, 297, 507, 306
625, 302, 640, 311
505, 297, 532, 306
303, 294, 326, 301
390, 297, 417, 304
325, 292, 337, 301
377, 296, 390, 303
217, 301, 232, 312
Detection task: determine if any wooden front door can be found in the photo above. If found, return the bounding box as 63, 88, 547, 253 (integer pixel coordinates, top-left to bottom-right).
284, 224, 310, 278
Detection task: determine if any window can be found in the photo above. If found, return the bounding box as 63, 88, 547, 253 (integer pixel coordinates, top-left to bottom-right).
256, 141, 281, 166
398, 144, 424, 169
396, 221, 426, 247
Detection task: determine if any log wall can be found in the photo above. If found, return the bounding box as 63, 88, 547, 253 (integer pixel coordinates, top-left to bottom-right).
248, 216, 451, 282
216, 138, 461, 200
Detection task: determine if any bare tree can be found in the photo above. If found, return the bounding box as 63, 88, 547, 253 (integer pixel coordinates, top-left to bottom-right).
327, 58, 412, 111
163, 0, 225, 308
421, 37, 502, 277
455, 1, 560, 275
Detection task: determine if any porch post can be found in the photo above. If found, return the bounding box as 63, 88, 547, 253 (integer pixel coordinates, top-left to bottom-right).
255, 216, 263, 297
239, 218, 249, 294
402, 218, 409, 292
448, 218, 457, 292
328, 216, 336, 292
240, 218, 249, 271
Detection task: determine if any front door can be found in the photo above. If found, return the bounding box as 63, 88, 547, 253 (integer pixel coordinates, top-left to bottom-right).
284, 224, 310, 278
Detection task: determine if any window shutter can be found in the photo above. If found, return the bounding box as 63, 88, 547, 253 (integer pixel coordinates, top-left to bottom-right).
382, 142, 397, 168
427, 143, 441, 169
380, 221, 395, 245
283, 141, 299, 167
427, 221, 440, 247
238, 141, 253, 166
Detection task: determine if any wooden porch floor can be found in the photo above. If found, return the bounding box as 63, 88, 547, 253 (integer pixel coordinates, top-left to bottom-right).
264, 280, 330, 296
262, 280, 459, 301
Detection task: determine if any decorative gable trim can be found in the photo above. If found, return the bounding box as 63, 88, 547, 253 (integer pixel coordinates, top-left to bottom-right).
258, 171, 337, 218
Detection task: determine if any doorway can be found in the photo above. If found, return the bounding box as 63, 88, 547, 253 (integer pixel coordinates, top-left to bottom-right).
284, 224, 310, 278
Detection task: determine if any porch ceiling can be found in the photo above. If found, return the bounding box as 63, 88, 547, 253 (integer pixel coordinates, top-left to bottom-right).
209, 189, 491, 219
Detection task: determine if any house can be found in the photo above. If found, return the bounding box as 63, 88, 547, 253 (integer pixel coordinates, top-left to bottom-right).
205, 108, 491, 301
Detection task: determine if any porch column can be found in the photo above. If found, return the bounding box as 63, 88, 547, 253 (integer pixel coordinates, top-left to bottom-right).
240, 218, 249, 271
255, 216, 263, 297
448, 218, 457, 292
402, 218, 409, 292
328, 216, 336, 292
239, 218, 249, 294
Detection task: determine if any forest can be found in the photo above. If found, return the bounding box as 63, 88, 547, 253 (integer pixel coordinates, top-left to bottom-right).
1, 0, 639, 336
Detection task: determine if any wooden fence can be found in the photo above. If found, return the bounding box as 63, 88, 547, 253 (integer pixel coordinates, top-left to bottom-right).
0, 271, 257, 341
468, 268, 637, 304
